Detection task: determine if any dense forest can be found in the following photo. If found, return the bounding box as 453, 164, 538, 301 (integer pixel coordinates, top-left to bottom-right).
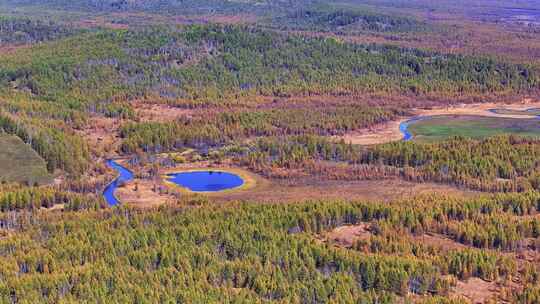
1, 24, 536, 107
119, 105, 404, 153
0, 193, 539, 302
362, 135, 540, 191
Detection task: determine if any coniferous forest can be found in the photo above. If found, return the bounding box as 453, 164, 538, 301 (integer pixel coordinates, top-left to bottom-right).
1, 1, 540, 303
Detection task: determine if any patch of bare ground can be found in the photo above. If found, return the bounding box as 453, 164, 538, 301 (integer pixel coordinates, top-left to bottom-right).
133, 102, 199, 122
0, 228, 14, 240
0, 44, 30, 55
77, 115, 123, 157
412, 100, 540, 119
75, 16, 130, 29
323, 223, 372, 248
173, 14, 258, 25
414, 233, 469, 251
40, 204, 65, 211
323, 226, 469, 253
337, 99, 540, 145
337, 119, 407, 145
451, 278, 499, 304
115, 179, 177, 209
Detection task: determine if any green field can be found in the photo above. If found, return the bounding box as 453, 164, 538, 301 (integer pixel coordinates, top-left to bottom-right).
408, 115, 540, 141
0, 134, 52, 185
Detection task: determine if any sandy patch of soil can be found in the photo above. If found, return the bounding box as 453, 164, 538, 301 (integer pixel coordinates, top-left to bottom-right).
337, 119, 408, 145
116, 179, 177, 209
75, 17, 130, 29
413, 101, 540, 118
324, 223, 372, 248
0, 44, 30, 55
451, 278, 499, 304
337, 100, 540, 145
134, 103, 198, 122
414, 233, 469, 251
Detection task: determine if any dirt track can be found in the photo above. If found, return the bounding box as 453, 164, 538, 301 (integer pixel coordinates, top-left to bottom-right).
337, 100, 540, 145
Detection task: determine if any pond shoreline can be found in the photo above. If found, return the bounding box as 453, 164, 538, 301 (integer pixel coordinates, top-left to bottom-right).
104, 161, 257, 205
166, 171, 244, 192
163, 166, 257, 195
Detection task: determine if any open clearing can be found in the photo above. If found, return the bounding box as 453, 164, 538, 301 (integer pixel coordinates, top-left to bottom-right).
182, 177, 474, 205
0, 134, 52, 185
338, 100, 540, 145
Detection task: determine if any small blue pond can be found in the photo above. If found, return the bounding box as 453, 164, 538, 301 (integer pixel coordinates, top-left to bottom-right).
167, 171, 244, 192
103, 159, 134, 206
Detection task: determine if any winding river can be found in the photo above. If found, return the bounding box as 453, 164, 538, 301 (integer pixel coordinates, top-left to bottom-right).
399, 117, 423, 141
103, 159, 134, 206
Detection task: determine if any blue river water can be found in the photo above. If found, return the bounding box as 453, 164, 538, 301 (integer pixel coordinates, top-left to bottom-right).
167, 171, 244, 192
399, 117, 424, 141
103, 159, 134, 206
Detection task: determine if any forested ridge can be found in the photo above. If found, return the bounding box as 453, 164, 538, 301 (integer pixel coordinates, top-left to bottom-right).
1, 0, 315, 14
270, 5, 431, 33
172, 25, 538, 100
1, 23, 535, 176
1, 24, 536, 107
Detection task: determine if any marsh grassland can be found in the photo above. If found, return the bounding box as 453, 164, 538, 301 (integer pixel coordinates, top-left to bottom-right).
408, 115, 540, 141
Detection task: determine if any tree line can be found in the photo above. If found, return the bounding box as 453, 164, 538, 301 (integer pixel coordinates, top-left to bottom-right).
235, 134, 540, 192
